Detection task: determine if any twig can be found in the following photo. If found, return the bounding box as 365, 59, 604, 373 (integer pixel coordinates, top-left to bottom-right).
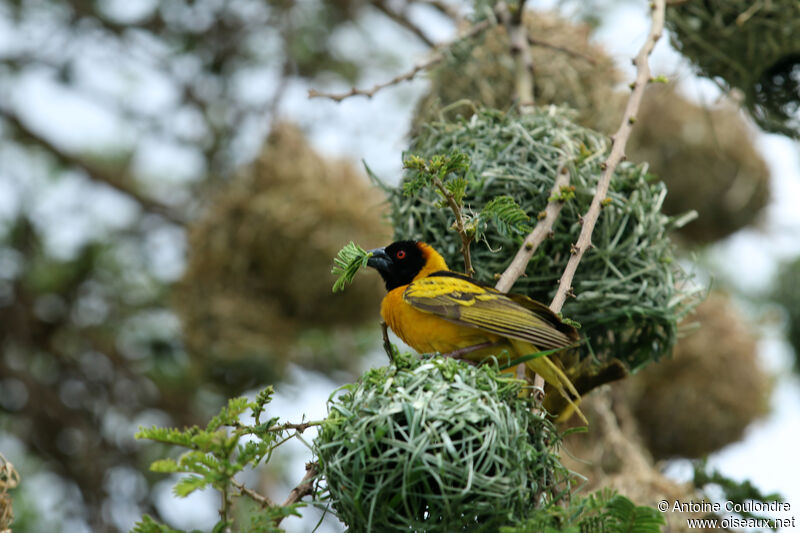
308, 20, 491, 102
371, 0, 436, 48
232, 478, 276, 508
527, 36, 597, 65
266, 420, 323, 433
0, 108, 186, 225
550, 0, 666, 313
432, 176, 474, 275
279, 462, 318, 511
495, 168, 570, 293
381, 322, 395, 362
411, 0, 465, 26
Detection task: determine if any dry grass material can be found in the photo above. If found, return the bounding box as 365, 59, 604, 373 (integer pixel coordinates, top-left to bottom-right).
0, 453, 20, 533
627, 292, 771, 460
412, 10, 623, 135
174, 123, 389, 384
628, 84, 770, 244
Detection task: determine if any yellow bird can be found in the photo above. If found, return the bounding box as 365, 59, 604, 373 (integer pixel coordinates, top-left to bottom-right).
366, 240, 586, 420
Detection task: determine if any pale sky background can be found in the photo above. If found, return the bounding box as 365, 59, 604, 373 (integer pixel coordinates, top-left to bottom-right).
2, 1, 799, 532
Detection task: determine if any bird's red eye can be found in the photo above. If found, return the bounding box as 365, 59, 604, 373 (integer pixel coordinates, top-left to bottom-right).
396, 250, 406, 260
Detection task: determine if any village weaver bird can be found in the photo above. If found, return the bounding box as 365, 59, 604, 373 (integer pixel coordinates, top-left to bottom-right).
366, 240, 607, 422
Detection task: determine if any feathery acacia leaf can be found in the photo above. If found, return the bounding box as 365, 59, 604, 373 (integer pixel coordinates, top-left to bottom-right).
332, 241, 372, 293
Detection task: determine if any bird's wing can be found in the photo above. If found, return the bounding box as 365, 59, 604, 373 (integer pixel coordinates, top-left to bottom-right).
403, 272, 573, 350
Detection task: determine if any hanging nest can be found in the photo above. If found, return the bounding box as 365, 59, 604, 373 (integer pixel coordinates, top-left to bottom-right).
666, 0, 800, 137
559, 388, 716, 533
772, 256, 800, 372
387, 108, 700, 372
627, 84, 770, 244
627, 292, 771, 459
412, 10, 623, 135
314, 353, 568, 532
173, 123, 389, 387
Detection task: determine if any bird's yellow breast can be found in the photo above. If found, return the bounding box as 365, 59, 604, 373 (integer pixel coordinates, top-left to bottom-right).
381, 286, 500, 354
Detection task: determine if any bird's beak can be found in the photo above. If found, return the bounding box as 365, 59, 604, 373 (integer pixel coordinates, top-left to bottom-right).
366, 247, 391, 273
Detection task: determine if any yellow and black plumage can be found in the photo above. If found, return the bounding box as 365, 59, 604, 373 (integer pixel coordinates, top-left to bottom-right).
366, 240, 602, 421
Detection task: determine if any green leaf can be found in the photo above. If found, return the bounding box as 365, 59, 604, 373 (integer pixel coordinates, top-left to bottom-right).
130, 514, 188, 533
331, 241, 373, 293
480, 195, 531, 236
150, 459, 180, 473
173, 475, 209, 497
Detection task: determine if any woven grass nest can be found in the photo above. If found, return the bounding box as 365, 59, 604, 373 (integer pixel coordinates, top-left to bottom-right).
413, 10, 622, 135
387, 108, 699, 372
666, 0, 800, 138
628, 84, 770, 244
173, 123, 388, 386
628, 292, 771, 459
314, 353, 567, 532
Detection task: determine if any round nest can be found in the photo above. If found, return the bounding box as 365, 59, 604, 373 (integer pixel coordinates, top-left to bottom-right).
773, 256, 800, 371
388, 108, 700, 371
666, 0, 800, 137
412, 10, 623, 135
627, 84, 770, 244
173, 123, 389, 386
628, 292, 771, 459
315, 354, 567, 532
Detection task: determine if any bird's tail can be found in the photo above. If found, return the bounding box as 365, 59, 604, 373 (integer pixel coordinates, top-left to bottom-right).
510, 340, 586, 424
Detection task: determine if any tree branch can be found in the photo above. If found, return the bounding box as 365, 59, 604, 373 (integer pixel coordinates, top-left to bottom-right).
232, 478, 277, 508
527, 36, 597, 65
308, 20, 491, 102
0, 108, 186, 225
277, 462, 318, 518
266, 420, 323, 433
549, 0, 666, 313
371, 0, 436, 48
432, 176, 474, 275
498, 0, 535, 111
495, 168, 570, 293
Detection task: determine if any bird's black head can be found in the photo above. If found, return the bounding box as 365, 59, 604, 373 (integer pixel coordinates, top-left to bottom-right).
367, 241, 427, 291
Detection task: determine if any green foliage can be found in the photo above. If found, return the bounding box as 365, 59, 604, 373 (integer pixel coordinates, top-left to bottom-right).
132, 386, 321, 532
773, 255, 800, 372
314, 352, 571, 532
331, 241, 374, 293
402, 150, 472, 199
666, 0, 800, 137
480, 195, 532, 237
388, 108, 701, 371
502, 490, 665, 533
693, 460, 784, 525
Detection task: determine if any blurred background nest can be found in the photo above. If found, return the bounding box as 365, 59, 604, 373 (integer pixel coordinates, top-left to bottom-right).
413, 10, 622, 134
174, 123, 389, 390
666, 0, 800, 138
626, 291, 771, 460
627, 84, 771, 244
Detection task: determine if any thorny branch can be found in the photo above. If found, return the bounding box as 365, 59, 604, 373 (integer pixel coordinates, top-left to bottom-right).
495, 168, 571, 293
308, 20, 491, 102
432, 175, 474, 275
276, 462, 319, 525
549, 0, 666, 313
